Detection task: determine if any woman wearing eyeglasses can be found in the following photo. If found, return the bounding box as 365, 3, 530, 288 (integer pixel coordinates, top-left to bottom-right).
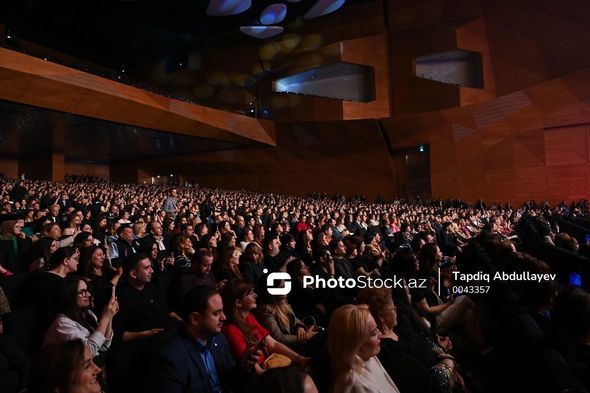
43, 276, 119, 357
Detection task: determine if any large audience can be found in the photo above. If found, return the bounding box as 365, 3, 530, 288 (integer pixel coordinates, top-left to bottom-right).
1, 175, 590, 393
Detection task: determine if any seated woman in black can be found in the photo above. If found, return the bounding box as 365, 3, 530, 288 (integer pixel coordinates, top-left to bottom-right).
81, 245, 123, 313
28, 246, 80, 347
311, 249, 354, 308
295, 229, 314, 267
345, 235, 379, 278
29, 237, 60, 272
414, 243, 475, 336
240, 242, 265, 286
547, 287, 590, 391
172, 235, 195, 271
216, 246, 243, 282
357, 287, 460, 393
286, 258, 328, 326
0, 219, 32, 274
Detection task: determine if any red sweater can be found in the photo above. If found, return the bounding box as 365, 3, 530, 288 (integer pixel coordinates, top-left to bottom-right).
222, 313, 269, 365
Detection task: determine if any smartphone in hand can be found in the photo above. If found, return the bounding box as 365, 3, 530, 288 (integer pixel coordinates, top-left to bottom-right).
251, 335, 267, 353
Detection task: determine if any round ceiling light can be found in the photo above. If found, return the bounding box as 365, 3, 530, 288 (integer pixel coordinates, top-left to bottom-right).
206, 0, 252, 16
260, 3, 288, 25
304, 0, 345, 19
240, 26, 284, 39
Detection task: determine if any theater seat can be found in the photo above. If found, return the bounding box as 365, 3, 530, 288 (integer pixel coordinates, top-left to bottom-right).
0, 273, 32, 309
154, 272, 175, 310
533, 347, 588, 393
526, 242, 590, 288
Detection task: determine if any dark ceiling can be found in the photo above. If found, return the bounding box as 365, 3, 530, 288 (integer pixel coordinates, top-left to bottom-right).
1, 0, 366, 70
1, 0, 372, 113
0, 1, 374, 163
0, 100, 247, 163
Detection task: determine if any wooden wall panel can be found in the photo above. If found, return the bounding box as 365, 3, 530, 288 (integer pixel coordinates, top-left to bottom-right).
6, 0, 590, 205
51, 152, 65, 182
18, 153, 52, 181
65, 162, 110, 178
0, 159, 18, 179
341, 34, 392, 120
0, 48, 276, 145
137, 121, 399, 200
384, 65, 590, 204
456, 18, 497, 106
544, 127, 588, 166
391, 25, 461, 115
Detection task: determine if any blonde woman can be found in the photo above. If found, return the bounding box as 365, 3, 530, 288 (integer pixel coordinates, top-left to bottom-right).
328, 304, 400, 393
132, 222, 147, 239
256, 283, 316, 349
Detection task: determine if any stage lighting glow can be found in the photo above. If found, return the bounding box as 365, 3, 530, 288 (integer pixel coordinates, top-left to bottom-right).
287, 0, 301, 2
279, 33, 302, 53
193, 84, 215, 98
251, 62, 271, 75
240, 26, 284, 39
298, 34, 323, 52
207, 70, 230, 86
304, 0, 345, 19
260, 3, 288, 25
218, 88, 243, 103
206, 0, 251, 16
259, 42, 279, 61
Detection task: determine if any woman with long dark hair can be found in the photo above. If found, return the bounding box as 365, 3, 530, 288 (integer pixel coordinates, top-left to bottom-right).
221, 279, 308, 374
241, 242, 265, 286
80, 245, 123, 313
43, 277, 118, 357
256, 280, 316, 350
0, 219, 32, 273
216, 246, 242, 282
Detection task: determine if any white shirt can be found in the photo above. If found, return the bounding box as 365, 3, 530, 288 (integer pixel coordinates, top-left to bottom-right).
43, 312, 112, 357
334, 356, 400, 393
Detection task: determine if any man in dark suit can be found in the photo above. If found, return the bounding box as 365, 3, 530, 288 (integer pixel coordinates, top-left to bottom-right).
112, 225, 140, 267
149, 286, 258, 393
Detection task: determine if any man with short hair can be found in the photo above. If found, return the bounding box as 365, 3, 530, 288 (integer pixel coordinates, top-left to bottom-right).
262, 235, 281, 273
113, 253, 179, 343
142, 221, 171, 259
170, 248, 221, 313
112, 225, 139, 266
329, 239, 356, 280
110, 253, 181, 391
181, 224, 199, 249
164, 188, 179, 219
150, 286, 259, 393
232, 215, 246, 242
47, 204, 61, 223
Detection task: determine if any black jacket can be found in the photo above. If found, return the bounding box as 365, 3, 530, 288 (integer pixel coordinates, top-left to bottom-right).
150, 328, 245, 393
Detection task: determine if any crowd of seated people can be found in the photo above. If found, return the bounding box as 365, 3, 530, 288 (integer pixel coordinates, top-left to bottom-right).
0, 176, 590, 392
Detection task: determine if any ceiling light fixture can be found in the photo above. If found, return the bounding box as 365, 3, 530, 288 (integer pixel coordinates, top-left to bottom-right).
206, 0, 252, 16
260, 3, 288, 25
304, 0, 346, 19
240, 26, 284, 39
